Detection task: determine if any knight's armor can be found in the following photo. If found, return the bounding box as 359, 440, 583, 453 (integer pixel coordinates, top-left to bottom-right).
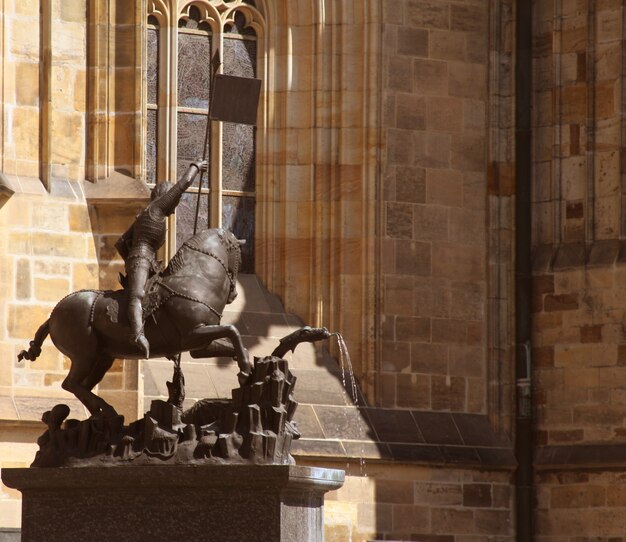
116, 162, 205, 358
129, 208, 167, 260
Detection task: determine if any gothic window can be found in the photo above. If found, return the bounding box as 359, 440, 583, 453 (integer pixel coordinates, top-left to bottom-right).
146, 17, 159, 186
146, 1, 260, 273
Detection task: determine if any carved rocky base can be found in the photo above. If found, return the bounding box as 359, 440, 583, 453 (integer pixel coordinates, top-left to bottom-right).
32, 356, 300, 467
2, 465, 345, 542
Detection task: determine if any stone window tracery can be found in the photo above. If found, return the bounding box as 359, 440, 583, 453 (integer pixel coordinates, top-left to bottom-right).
146, 0, 262, 272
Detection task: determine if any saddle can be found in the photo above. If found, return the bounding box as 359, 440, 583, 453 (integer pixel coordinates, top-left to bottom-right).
141, 273, 169, 320
105, 272, 170, 326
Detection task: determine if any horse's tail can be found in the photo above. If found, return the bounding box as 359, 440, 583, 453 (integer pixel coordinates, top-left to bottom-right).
17, 320, 50, 362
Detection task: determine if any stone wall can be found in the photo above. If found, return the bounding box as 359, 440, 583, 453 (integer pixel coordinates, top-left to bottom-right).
531, 0, 626, 538
533, 264, 626, 445
306, 459, 513, 541
0, 192, 143, 526
536, 469, 626, 539
379, 0, 496, 414
316, 1, 518, 539
0, 424, 40, 529
0, 0, 143, 413
255, 0, 380, 399
0, 189, 97, 399
532, 0, 626, 445
2, 0, 87, 180
1, 1, 520, 540
0, 1, 144, 529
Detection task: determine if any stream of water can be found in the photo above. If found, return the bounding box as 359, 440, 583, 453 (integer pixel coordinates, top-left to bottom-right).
330, 332, 367, 477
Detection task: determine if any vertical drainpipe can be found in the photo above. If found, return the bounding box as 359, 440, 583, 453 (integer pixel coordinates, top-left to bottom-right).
515, 0, 533, 540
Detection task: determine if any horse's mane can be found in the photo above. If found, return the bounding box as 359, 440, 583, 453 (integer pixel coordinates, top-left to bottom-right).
163, 230, 212, 276
163, 228, 240, 277
164, 247, 186, 276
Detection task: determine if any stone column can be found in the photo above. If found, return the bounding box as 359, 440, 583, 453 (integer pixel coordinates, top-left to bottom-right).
2, 465, 344, 542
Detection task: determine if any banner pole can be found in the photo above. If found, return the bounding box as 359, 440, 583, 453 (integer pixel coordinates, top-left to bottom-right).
193, 49, 221, 235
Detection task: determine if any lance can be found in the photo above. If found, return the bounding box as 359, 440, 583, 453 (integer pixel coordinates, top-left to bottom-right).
193, 49, 222, 236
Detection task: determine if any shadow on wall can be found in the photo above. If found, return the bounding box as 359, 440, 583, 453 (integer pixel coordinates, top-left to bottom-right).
142, 273, 365, 411
84, 171, 151, 292
142, 273, 516, 540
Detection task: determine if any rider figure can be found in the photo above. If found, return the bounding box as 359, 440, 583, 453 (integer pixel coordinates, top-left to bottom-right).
115, 160, 208, 358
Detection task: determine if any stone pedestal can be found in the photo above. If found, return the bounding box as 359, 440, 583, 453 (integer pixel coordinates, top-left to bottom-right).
2, 465, 344, 542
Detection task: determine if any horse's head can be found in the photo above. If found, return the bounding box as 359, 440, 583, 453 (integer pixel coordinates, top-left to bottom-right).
218, 229, 243, 304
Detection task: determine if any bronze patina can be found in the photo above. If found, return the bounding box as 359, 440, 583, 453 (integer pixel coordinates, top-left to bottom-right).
19, 225, 250, 417
17, 155, 336, 466
115, 160, 208, 358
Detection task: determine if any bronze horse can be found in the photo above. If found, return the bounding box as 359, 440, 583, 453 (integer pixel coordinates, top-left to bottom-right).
18, 228, 251, 416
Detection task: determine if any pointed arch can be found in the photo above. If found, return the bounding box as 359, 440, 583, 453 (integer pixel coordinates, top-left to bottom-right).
222, 5, 266, 38
147, 0, 170, 25
178, 1, 221, 33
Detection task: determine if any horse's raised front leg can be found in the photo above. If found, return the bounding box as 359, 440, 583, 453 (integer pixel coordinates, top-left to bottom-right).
184, 324, 251, 385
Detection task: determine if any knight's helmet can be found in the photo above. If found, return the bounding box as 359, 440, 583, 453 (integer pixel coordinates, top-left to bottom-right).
151, 181, 174, 200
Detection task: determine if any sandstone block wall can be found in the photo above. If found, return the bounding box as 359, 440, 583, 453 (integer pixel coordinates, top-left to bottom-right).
1, 1, 520, 540
531, 0, 626, 538
536, 470, 626, 539
0, 187, 144, 419
314, 460, 513, 542
0, 1, 144, 528
533, 265, 626, 445
0, 425, 40, 529
0, 0, 142, 420
255, 0, 380, 399
1, 190, 96, 397
380, 0, 494, 414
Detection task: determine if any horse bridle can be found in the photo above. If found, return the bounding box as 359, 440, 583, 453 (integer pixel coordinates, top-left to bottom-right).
218, 229, 242, 296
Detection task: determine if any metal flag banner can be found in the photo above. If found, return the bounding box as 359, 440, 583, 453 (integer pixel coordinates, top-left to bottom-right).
210, 74, 262, 125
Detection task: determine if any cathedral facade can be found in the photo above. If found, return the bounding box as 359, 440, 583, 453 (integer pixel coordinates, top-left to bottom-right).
0, 0, 624, 540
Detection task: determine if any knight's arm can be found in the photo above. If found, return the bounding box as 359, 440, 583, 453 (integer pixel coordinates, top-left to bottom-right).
115, 224, 134, 260
153, 162, 206, 216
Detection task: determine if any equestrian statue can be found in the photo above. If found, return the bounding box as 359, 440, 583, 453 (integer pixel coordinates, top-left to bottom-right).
115, 160, 207, 359
18, 161, 252, 417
